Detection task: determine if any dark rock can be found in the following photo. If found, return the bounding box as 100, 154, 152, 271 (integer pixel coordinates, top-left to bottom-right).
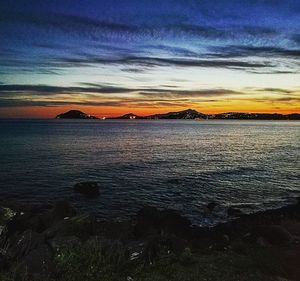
0, 226, 9, 249
256, 236, 272, 248
14, 244, 53, 281
7, 230, 45, 260
252, 225, 293, 245
50, 200, 76, 222
180, 247, 196, 265
45, 214, 97, 240
5, 213, 32, 236
135, 206, 191, 238
212, 234, 230, 250
126, 240, 145, 261
227, 207, 244, 217
231, 241, 249, 255
73, 182, 99, 197
134, 207, 161, 237
207, 202, 218, 212
160, 209, 191, 236
0, 253, 8, 272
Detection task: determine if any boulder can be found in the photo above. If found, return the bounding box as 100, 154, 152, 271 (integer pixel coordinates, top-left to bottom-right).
45, 214, 97, 240
252, 225, 293, 245
227, 207, 244, 217
0, 253, 8, 272
5, 212, 32, 236
212, 234, 230, 250
207, 202, 218, 212
126, 240, 145, 261
134, 207, 161, 237
135, 206, 191, 238
50, 200, 76, 222
7, 230, 45, 260
160, 209, 191, 236
73, 182, 99, 197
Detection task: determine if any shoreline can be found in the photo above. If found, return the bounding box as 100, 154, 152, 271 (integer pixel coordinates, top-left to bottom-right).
1, 197, 300, 280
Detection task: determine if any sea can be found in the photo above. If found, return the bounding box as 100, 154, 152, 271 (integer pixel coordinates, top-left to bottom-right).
0, 119, 299, 225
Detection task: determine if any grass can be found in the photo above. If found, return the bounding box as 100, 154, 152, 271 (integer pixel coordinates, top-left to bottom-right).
0, 239, 286, 281
53, 241, 285, 281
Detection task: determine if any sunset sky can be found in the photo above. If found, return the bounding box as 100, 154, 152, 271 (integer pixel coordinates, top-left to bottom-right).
0, 0, 300, 118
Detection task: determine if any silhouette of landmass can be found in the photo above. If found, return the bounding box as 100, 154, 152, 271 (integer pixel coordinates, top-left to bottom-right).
56, 109, 300, 120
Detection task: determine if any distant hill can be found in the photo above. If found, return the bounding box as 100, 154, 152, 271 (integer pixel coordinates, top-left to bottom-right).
113, 113, 144, 119
56, 110, 98, 119
147, 109, 207, 119
211, 112, 300, 120
56, 109, 300, 120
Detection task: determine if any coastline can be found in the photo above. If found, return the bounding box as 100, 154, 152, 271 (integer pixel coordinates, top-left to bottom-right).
1, 197, 300, 280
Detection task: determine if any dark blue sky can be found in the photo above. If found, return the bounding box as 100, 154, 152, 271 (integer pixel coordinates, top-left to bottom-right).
0, 0, 299, 116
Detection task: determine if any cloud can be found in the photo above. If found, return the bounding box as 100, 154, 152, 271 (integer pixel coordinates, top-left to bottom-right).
208, 45, 300, 59
0, 12, 138, 36
0, 84, 135, 95
257, 88, 293, 94
0, 82, 298, 109
57, 55, 272, 70
291, 34, 300, 45
0, 83, 245, 108
138, 89, 242, 98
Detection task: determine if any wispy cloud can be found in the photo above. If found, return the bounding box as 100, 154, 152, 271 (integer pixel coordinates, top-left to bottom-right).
1, 84, 298, 109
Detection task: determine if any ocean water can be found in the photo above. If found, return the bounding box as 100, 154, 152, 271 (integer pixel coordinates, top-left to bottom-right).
0, 119, 299, 225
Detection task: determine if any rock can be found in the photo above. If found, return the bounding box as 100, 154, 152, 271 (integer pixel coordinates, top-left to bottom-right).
231, 241, 248, 255
0, 207, 16, 225
227, 207, 244, 217
134, 207, 161, 237
5, 212, 32, 236
50, 200, 76, 222
180, 247, 196, 265
73, 182, 99, 197
7, 230, 45, 260
207, 202, 218, 212
212, 234, 230, 250
0, 226, 9, 249
252, 225, 293, 245
126, 240, 145, 261
14, 244, 53, 281
135, 207, 191, 238
0, 253, 8, 272
256, 236, 272, 248
160, 209, 191, 236
3, 209, 50, 235
45, 214, 97, 240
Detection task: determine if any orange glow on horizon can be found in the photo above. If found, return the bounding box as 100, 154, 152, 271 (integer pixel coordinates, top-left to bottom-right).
0, 103, 299, 119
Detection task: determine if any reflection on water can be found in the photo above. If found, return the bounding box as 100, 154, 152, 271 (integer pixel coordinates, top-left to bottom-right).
0, 119, 299, 225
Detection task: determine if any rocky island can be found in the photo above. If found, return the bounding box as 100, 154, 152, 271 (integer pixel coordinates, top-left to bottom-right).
56, 110, 98, 119
56, 109, 300, 121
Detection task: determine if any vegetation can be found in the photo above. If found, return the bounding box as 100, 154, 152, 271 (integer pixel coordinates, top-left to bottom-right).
0, 240, 285, 281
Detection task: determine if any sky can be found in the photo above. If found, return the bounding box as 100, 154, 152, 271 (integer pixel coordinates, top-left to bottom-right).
0, 0, 299, 118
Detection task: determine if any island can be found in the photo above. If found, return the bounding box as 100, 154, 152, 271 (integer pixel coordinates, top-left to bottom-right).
56, 109, 300, 120
56, 110, 98, 119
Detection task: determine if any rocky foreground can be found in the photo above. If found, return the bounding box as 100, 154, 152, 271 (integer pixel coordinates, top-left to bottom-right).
1, 197, 300, 281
